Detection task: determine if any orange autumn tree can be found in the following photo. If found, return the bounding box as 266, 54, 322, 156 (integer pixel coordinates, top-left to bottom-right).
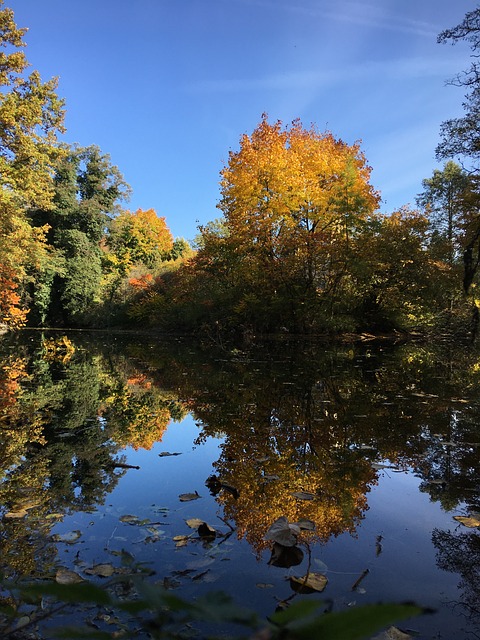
210, 115, 381, 332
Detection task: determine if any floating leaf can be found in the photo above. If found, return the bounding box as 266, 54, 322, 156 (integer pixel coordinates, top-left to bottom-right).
4, 508, 28, 519
295, 518, 316, 531
198, 522, 216, 538
186, 518, 204, 529
265, 516, 299, 547
173, 535, 190, 547
291, 491, 316, 501
84, 563, 115, 577
371, 625, 413, 639
186, 557, 215, 570
268, 543, 304, 568
453, 515, 480, 528
256, 583, 274, 589
290, 572, 328, 593
313, 559, 329, 572
159, 452, 182, 457
179, 492, 201, 502
52, 530, 82, 544
163, 576, 181, 590
371, 462, 397, 470
119, 514, 150, 525
55, 567, 84, 585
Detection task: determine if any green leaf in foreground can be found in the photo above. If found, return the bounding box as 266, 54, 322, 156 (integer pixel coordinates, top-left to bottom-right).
23, 581, 112, 606
52, 627, 113, 640
270, 602, 422, 640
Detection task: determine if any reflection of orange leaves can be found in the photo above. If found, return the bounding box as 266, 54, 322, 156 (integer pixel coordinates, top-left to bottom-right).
0, 358, 28, 413
127, 375, 152, 390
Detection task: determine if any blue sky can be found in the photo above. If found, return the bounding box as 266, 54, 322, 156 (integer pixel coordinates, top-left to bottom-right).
10, 0, 477, 241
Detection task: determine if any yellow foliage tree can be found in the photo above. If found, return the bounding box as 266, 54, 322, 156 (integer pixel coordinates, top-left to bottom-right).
0, 1, 66, 326
215, 115, 381, 331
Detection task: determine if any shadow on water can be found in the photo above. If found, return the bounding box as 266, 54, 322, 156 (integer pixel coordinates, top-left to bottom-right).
1, 330, 480, 637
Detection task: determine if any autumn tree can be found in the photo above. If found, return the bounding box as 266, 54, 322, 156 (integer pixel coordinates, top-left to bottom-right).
0, 1, 65, 327
210, 115, 380, 332
108, 208, 173, 270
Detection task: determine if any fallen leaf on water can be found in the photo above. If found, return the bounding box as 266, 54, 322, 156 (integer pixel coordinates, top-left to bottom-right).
179, 492, 201, 502
291, 491, 315, 500
163, 576, 181, 589
186, 557, 215, 570
119, 514, 150, 526
371, 462, 397, 470
186, 518, 204, 529
5, 499, 41, 519
294, 518, 315, 531
256, 583, 274, 589
144, 527, 166, 543
4, 509, 28, 519
173, 535, 190, 547
13, 615, 30, 630
159, 452, 182, 457
454, 515, 480, 528
198, 522, 216, 538
290, 572, 328, 593
52, 530, 82, 544
313, 559, 328, 572
371, 626, 412, 640
84, 563, 116, 578
55, 567, 84, 584
268, 543, 304, 568
265, 516, 300, 547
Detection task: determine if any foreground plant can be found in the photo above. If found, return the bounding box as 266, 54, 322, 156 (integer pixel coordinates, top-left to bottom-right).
0, 573, 423, 640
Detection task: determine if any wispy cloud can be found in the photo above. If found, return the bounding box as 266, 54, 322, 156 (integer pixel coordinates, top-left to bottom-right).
184, 56, 463, 94
226, 0, 441, 39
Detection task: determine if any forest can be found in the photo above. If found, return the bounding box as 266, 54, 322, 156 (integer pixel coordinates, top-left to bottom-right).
2, 2, 480, 341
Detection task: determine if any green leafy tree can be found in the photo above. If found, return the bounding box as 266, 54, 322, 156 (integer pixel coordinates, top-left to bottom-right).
436, 8, 480, 166
417, 161, 469, 265
436, 9, 480, 297
28, 146, 129, 326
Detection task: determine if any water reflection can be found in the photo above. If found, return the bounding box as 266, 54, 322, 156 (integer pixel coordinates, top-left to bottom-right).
0, 333, 186, 577
1, 332, 480, 629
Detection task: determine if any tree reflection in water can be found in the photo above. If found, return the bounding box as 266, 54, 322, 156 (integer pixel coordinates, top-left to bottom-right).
1, 333, 480, 631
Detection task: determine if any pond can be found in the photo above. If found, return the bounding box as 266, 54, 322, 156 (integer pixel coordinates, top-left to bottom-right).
1, 331, 480, 639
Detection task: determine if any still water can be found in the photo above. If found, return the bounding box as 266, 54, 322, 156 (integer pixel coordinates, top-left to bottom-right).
1, 331, 480, 638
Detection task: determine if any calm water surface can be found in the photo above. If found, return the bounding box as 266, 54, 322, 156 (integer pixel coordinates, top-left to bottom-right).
1, 331, 480, 638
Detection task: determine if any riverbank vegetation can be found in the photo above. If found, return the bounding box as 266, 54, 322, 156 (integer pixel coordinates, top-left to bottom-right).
1, 2, 480, 341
